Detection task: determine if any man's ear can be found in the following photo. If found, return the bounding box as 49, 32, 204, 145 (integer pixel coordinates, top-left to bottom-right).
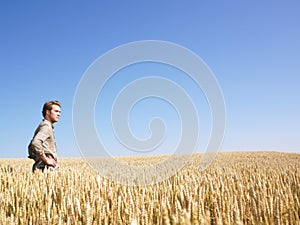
46, 109, 51, 116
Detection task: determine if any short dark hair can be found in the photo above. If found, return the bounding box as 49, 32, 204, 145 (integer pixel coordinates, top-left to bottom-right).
42, 100, 61, 117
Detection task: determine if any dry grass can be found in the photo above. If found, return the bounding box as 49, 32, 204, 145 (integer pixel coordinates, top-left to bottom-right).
0, 151, 299, 224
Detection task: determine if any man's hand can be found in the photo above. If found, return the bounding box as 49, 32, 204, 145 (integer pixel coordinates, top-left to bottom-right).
39, 153, 57, 168
46, 158, 57, 168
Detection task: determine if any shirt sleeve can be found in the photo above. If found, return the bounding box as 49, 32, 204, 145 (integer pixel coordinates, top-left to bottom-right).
30, 124, 52, 155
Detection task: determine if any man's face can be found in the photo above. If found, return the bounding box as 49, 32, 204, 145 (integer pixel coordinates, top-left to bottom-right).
46, 105, 61, 123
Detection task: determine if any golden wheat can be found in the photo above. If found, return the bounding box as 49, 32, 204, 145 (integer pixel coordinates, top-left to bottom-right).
0, 152, 299, 224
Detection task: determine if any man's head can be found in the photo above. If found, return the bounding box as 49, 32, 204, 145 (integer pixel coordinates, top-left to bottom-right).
42, 100, 61, 123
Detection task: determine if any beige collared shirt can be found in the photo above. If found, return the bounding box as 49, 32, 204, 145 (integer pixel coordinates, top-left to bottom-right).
28, 119, 57, 161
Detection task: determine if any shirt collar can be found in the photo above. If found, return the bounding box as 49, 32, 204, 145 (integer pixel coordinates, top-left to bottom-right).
43, 119, 54, 129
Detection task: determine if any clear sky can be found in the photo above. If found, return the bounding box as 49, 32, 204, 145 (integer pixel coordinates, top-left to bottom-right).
0, 1, 299, 158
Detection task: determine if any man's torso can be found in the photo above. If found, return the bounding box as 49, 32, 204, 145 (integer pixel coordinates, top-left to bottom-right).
28, 119, 57, 161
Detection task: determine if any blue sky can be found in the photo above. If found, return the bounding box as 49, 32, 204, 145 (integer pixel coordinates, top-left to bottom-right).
0, 1, 299, 158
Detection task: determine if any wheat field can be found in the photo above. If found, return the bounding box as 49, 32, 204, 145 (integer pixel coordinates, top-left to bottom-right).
0, 151, 299, 224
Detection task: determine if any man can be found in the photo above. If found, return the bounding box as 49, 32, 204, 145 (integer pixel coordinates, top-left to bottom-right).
28, 100, 61, 172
